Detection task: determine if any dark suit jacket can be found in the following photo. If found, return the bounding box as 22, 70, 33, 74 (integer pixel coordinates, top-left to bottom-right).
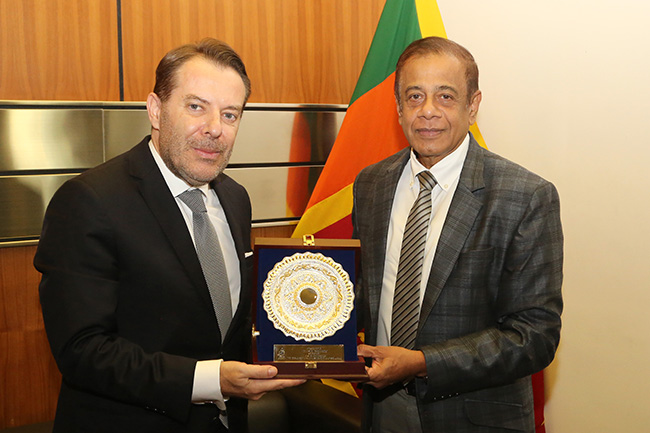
35, 137, 253, 433
352, 135, 563, 432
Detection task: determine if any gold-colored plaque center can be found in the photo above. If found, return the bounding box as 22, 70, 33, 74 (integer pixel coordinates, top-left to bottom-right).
300, 287, 318, 305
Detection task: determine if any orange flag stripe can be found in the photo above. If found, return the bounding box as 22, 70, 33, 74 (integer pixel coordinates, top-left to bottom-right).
293, 74, 408, 237
303, 73, 408, 207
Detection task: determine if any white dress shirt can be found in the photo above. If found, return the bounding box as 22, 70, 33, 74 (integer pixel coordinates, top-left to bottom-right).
149, 141, 240, 413
376, 134, 470, 347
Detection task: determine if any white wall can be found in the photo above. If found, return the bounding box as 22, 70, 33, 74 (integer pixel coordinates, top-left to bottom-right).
437, 1, 650, 431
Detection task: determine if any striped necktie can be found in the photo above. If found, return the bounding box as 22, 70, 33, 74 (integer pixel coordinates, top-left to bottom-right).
391, 170, 436, 349
178, 189, 232, 341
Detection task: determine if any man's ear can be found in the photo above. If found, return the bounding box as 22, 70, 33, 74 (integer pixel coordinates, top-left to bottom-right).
468, 90, 482, 125
395, 96, 403, 125
146, 92, 162, 131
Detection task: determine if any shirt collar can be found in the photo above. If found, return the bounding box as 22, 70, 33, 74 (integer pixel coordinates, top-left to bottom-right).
408, 132, 470, 192
148, 140, 210, 197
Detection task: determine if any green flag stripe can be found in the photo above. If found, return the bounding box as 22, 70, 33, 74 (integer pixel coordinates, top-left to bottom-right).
349, 0, 423, 105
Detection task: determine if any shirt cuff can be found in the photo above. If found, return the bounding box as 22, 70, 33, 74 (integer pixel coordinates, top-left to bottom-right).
192, 359, 226, 411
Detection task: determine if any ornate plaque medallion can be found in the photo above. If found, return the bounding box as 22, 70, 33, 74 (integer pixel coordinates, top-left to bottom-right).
262, 252, 354, 342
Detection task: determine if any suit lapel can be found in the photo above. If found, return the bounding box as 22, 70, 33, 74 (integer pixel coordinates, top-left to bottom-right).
212, 175, 248, 344
418, 137, 486, 333
127, 139, 217, 328
366, 149, 411, 332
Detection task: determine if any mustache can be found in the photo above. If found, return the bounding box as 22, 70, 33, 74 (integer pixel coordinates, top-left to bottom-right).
188, 138, 228, 152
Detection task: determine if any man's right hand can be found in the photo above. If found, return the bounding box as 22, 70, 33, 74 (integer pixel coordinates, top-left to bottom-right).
220, 361, 305, 400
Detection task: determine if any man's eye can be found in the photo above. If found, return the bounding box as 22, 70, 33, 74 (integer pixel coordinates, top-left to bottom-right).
189, 104, 201, 111
406, 94, 423, 104
405, 93, 424, 107
223, 112, 238, 122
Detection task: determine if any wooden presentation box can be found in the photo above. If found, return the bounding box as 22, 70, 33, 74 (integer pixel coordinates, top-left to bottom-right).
252, 236, 367, 380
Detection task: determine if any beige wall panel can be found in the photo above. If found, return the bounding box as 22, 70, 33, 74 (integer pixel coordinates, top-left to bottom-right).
0, 0, 119, 101
121, 0, 384, 103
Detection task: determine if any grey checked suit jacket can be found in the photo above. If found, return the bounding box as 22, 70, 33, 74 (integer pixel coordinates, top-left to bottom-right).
352, 134, 563, 432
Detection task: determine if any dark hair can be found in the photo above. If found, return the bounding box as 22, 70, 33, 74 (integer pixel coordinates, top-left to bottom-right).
153, 38, 251, 104
394, 37, 479, 106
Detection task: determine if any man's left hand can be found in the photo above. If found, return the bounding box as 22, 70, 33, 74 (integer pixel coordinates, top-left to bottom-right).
357, 344, 427, 389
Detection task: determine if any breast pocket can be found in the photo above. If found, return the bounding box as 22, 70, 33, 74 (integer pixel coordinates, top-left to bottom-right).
434, 247, 497, 330
448, 247, 495, 288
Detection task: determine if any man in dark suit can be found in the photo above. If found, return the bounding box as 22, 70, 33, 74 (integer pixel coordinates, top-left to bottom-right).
353, 37, 563, 432
35, 38, 302, 433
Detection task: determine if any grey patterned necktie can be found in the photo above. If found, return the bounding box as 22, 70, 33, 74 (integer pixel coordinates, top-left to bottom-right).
391, 170, 437, 349
178, 189, 232, 341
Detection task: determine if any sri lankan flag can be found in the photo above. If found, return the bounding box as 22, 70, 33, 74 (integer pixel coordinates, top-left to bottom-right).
292, 0, 485, 240
292, 1, 545, 431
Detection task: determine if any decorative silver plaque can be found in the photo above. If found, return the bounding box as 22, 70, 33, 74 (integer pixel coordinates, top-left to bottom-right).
262, 252, 354, 342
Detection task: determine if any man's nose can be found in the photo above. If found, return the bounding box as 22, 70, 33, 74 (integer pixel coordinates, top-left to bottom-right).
203, 115, 223, 138
420, 98, 440, 118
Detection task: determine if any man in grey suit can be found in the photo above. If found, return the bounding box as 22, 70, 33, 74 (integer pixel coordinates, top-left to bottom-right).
354, 37, 563, 432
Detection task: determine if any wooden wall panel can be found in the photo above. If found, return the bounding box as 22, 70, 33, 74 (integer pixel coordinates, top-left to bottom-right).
121, 0, 385, 103
251, 224, 295, 242
0, 245, 60, 429
0, 0, 119, 101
